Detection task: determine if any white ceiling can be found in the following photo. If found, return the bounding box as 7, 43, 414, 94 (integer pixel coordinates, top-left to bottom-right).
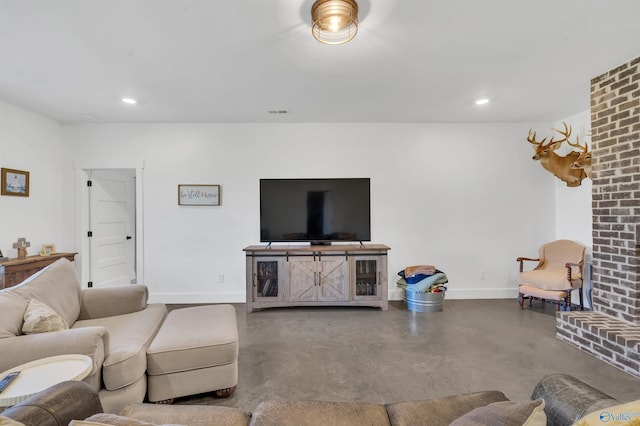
0, 0, 639, 124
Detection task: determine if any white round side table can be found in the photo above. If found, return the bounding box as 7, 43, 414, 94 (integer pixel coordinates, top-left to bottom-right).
0, 354, 92, 408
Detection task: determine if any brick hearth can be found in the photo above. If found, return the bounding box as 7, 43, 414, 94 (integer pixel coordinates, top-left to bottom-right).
556, 55, 640, 378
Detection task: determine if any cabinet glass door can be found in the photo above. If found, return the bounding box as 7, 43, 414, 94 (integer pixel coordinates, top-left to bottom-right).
355, 259, 378, 298
255, 260, 281, 299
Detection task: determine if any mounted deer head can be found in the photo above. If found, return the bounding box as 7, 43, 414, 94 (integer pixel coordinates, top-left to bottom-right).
564, 130, 593, 180
527, 122, 586, 187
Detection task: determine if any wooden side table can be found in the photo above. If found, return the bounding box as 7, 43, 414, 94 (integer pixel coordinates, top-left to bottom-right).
0, 354, 92, 407
0, 252, 76, 289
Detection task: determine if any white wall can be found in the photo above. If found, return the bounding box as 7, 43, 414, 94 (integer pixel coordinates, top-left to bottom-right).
2, 99, 592, 304
553, 109, 593, 307
553, 109, 592, 247
61, 122, 556, 303
0, 100, 74, 260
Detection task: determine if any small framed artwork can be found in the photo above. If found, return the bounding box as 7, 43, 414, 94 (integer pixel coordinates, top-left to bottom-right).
1, 168, 30, 197
41, 244, 56, 256
178, 184, 221, 206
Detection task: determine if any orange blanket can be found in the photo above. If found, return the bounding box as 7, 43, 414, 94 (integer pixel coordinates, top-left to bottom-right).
404, 265, 436, 278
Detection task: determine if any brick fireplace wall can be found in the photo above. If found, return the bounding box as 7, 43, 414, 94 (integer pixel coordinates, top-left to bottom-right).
556, 56, 640, 378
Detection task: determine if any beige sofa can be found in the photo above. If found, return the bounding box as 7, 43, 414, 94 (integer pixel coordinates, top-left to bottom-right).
1, 374, 627, 426
0, 258, 167, 413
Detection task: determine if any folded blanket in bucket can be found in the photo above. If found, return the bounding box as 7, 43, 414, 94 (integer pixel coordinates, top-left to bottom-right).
397, 272, 448, 293
398, 265, 438, 284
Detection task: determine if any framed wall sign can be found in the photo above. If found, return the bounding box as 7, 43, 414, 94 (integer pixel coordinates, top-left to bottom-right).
178, 184, 221, 206
1, 168, 30, 197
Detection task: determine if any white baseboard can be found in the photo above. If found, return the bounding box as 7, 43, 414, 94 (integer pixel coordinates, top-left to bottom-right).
149, 292, 245, 304
150, 288, 519, 305
389, 287, 517, 301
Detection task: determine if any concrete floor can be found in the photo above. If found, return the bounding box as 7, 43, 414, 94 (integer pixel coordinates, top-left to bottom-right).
172, 299, 640, 412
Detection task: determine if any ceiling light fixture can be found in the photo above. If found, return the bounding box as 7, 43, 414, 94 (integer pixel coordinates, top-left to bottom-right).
122, 97, 137, 104
475, 98, 490, 105
311, 0, 358, 45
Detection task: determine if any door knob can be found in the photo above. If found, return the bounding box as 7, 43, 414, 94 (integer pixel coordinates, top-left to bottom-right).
126, 236, 132, 240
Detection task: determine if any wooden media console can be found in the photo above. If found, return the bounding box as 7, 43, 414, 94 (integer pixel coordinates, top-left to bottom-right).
243, 244, 389, 313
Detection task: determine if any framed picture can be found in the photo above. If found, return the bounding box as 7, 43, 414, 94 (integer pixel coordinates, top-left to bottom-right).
41, 244, 56, 256
178, 184, 221, 206
1, 168, 30, 197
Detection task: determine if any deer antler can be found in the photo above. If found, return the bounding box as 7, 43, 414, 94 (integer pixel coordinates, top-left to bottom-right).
551, 121, 572, 143
527, 129, 547, 146
566, 134, 588, 153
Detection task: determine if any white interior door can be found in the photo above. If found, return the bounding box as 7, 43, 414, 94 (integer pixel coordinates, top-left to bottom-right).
89, 169, 136, 287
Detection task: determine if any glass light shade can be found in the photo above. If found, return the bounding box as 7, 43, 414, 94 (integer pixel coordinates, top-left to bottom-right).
311, 0, 358, 45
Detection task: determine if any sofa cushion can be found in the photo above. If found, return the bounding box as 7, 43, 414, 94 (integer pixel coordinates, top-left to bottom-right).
0, 416, 26, 426
250, 400, 390, 426
74, 413, 178, 426
10, 258, 81, 327
74, 304, 166, 391
450, 399, 546, 426
22, 299, 69, 334
386, 391, 510, 426
146, 304, 238, 375
0, 291, 28, 338
519, 270, 575, 291
120, 403, 251, 426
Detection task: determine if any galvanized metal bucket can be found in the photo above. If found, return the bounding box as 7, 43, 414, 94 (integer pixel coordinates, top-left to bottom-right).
404, 290, 445, 312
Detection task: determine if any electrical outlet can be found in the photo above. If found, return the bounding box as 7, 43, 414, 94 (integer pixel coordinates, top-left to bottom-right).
479, 270, 487, 280
218, 274, 224, 284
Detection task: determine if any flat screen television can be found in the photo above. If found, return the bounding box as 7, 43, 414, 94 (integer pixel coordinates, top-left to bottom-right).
260, 178, 371, 244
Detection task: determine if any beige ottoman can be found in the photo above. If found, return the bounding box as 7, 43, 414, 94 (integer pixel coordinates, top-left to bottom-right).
146, 304, 238, 402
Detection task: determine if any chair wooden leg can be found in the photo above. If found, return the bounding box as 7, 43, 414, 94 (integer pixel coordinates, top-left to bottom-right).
529, 296, 533, 307
518, 293, 524, 309
565, 292, 571, 312
579, 288, 584, 311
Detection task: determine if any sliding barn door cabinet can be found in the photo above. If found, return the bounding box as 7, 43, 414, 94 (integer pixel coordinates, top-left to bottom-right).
244, 244, 389, 313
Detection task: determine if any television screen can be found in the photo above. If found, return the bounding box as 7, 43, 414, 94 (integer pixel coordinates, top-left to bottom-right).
260, 178, 371, 244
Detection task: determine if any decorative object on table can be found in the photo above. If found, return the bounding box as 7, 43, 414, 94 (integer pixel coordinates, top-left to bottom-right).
12, 238, 31, 259
40, 244, 56, 256
397, 265, 448, 312
0, 249, 7, 262
1, 168, 30, 197
178, 184, 220, 206
525, 122, 588, 187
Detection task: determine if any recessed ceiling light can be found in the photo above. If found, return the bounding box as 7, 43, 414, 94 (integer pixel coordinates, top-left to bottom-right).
122, 97, 137, 104
475, 98, 490, 105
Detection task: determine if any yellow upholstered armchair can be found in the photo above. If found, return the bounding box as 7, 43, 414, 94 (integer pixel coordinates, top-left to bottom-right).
517, 239, 586, 311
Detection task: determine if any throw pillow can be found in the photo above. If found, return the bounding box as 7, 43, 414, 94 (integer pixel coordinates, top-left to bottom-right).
0, 416, 26, 426
450, 399, 546, 426
0, 292, 28, 338
574, 399, 640, 426
22, 299, 69, 334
